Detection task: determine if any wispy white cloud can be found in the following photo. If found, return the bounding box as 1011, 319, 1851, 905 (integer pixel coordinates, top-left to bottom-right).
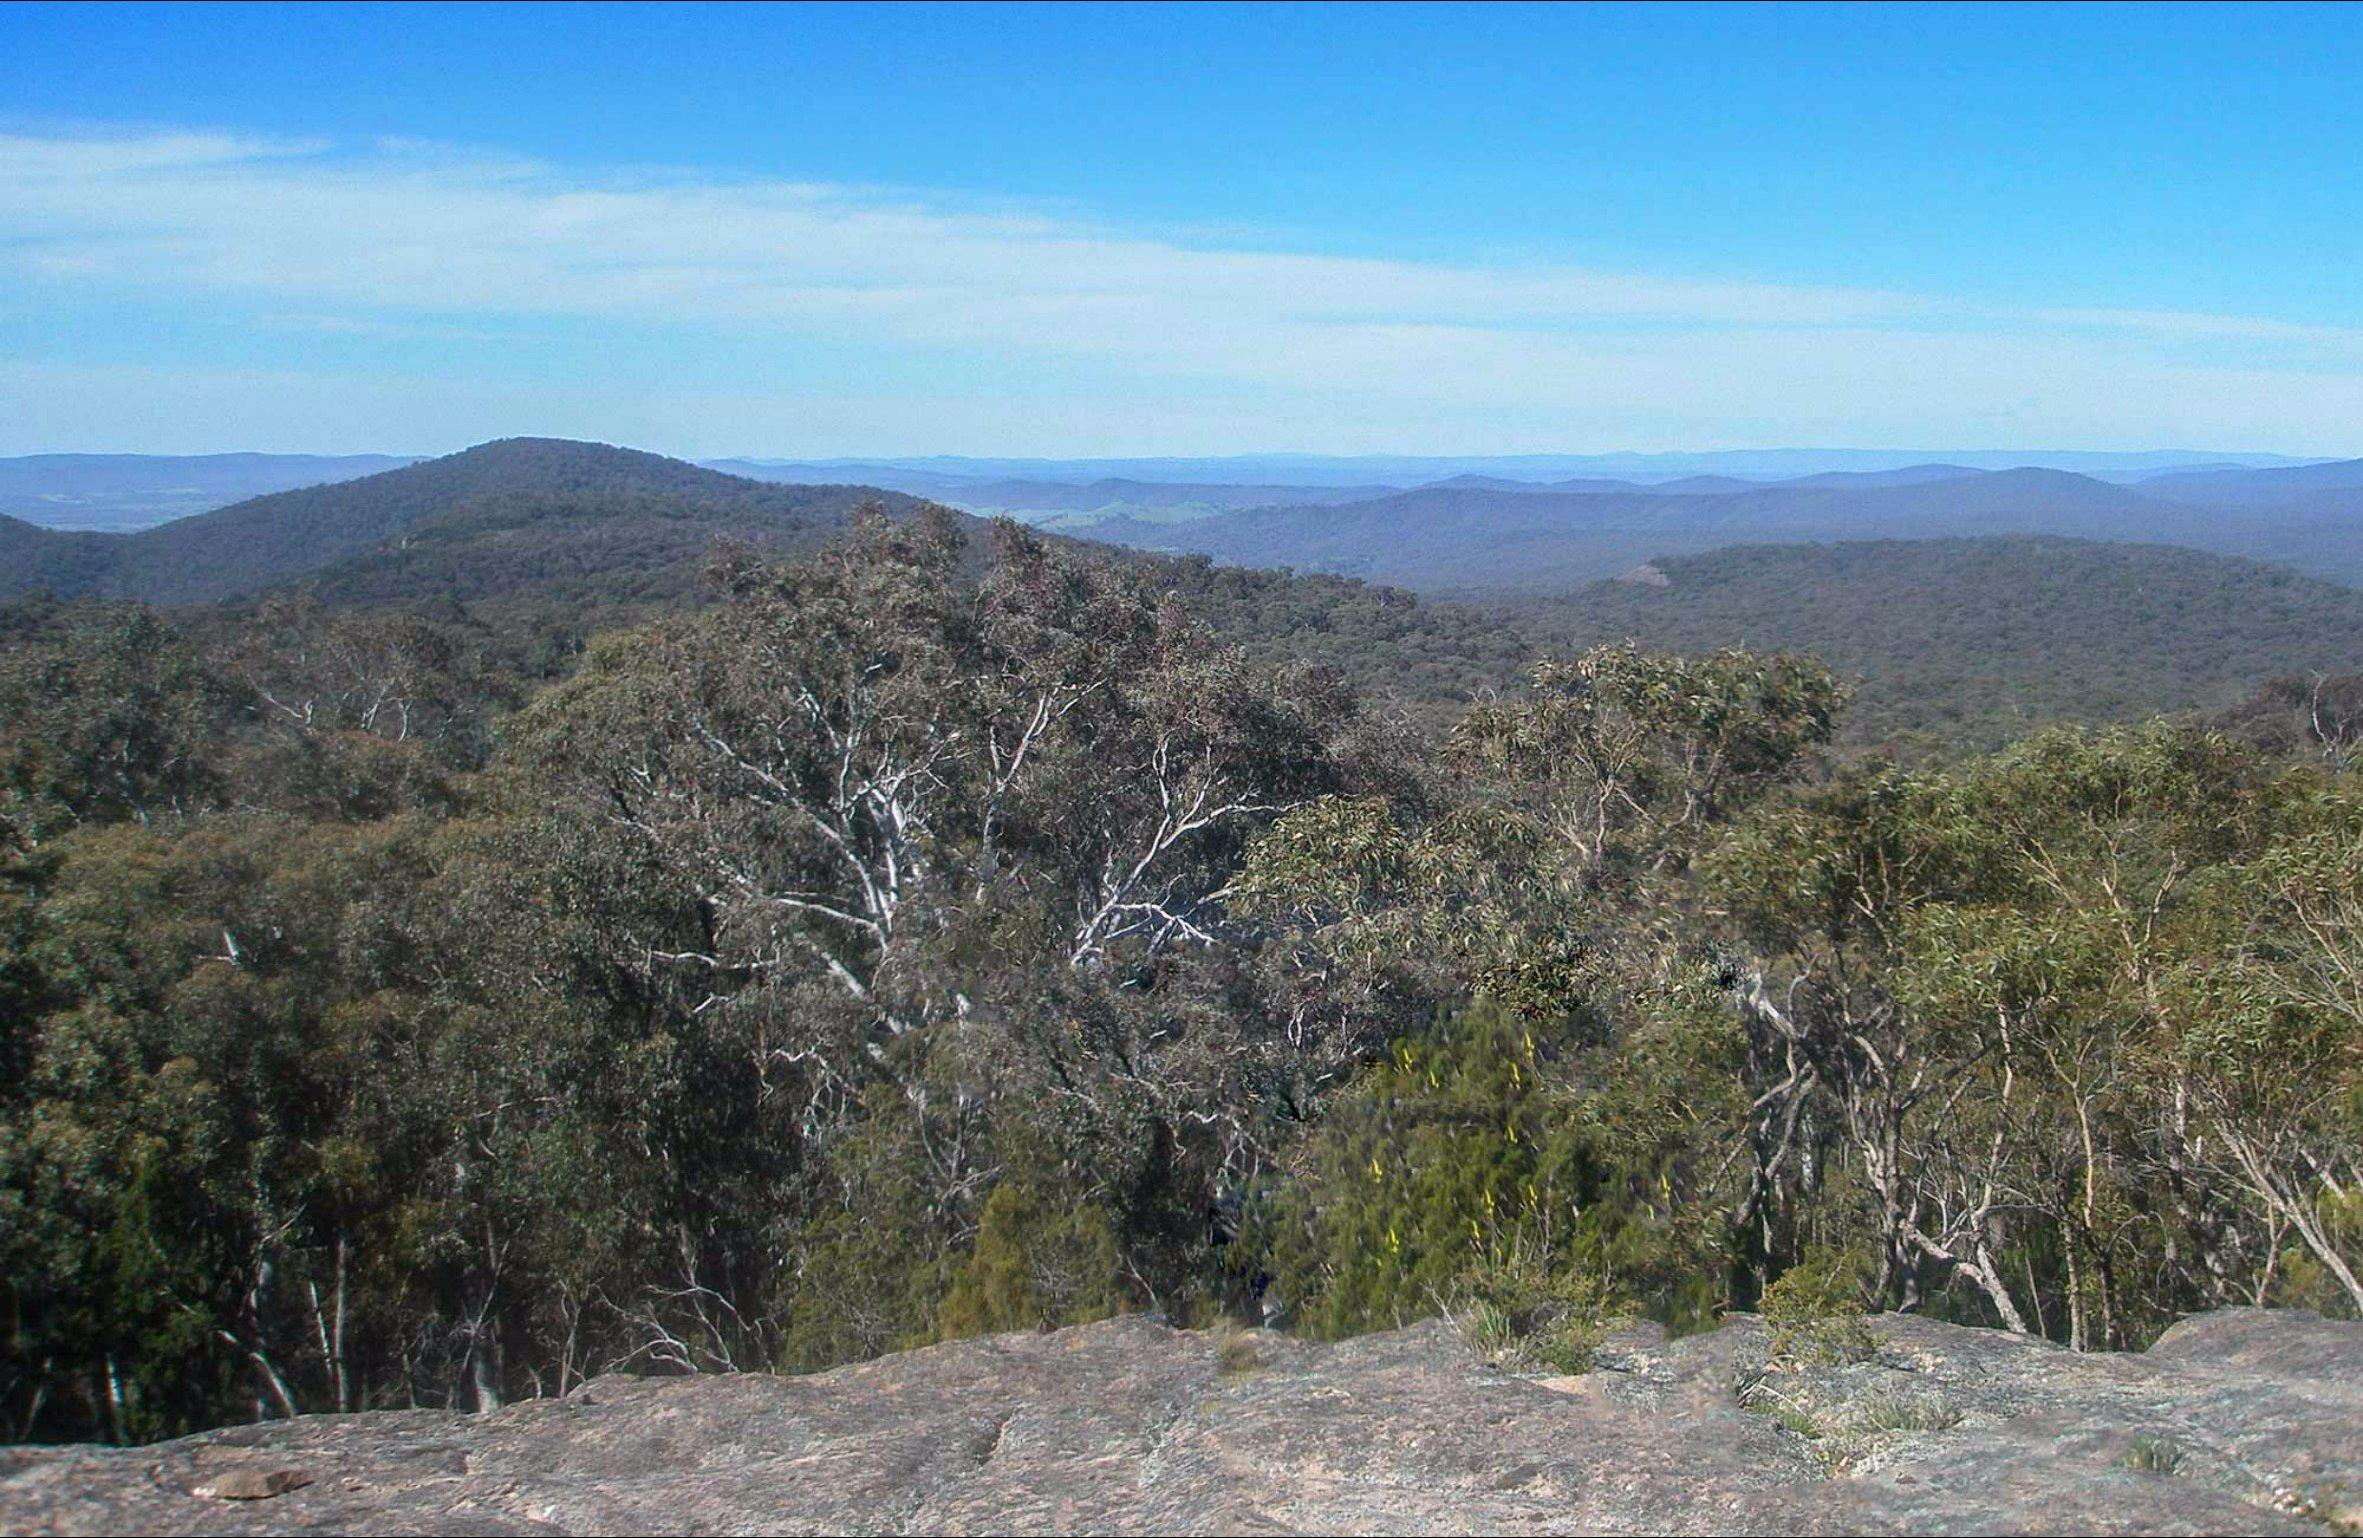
0, 127, 2358, 453
259, 311, 529, 343
0, 129, 1931, 337
2019, 304, 2363, 357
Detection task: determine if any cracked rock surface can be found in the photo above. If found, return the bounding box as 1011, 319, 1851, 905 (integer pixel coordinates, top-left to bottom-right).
3, 1308, 2357, 1535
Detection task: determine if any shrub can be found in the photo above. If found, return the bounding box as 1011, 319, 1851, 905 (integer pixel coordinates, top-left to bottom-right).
1760, 1245, 1877, 1364
1212, 1324, 1266, 1376
1455, 1253, 1614, 1373
936, 1182, 1127, 1341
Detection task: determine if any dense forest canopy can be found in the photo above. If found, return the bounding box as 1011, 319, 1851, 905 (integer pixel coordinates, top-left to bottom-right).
1523, 537, 2363, 753
1, 497, 2357, 1448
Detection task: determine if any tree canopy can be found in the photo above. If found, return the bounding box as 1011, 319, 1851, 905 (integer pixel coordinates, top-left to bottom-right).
2, 511, 2356, 1448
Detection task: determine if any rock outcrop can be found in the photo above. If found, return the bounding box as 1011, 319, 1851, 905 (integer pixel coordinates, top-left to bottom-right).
4, 1308, 2358, 1535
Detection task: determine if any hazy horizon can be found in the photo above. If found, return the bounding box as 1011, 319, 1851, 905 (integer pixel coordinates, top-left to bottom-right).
6, 437, 2347, 535
0, 443, 2339, 470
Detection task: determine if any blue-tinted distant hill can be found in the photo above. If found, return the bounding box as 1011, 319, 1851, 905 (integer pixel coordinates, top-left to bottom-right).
2138, 456, 2363, 506
6, 448, 2334, 531
0, 452, 420, 530
897, 476, 1400, 527
1086, 467, 2363, 593
705, 447, 2322, 489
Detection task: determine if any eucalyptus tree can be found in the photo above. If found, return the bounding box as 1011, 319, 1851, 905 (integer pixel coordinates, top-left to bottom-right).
493, 508, 1358, 1352
0, 605, 240, 843
1232, 645, 1844, 1327
2171, 804, 2363, 1315
1707, 724, 2362, 1342
1234, 644, 1845, 1055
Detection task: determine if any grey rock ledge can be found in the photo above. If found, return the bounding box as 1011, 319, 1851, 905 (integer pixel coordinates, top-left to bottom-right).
3, 1307, 2358, 1535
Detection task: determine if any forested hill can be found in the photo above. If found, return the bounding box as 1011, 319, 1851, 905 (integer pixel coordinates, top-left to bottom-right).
1521, 535, 2363, 751
0, 438, 925, 607
0, 514, 118, 598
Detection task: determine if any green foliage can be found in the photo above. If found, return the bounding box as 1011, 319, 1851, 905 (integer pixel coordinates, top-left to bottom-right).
1455, 1253, 1614, 1373
1245, 1003, 1599, 1337
1759, 1248, 1877, 1365
0, 605, 239, 839
1235, 645, 1842, 1046
0, 513, 1387, 1441
1449, 643, 1846, 891
936, 1183, 1126, 1341
1240, 996, 1732, 1345
1144, 556, 1530, 733
1707, 723, 2363, 1346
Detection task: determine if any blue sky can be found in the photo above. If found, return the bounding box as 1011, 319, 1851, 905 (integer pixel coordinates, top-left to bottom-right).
2, 1, 2359, 456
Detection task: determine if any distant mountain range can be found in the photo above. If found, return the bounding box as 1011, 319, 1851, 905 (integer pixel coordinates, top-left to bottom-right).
849, 477, 1399, 529
711, 447, 2326, 488
1079, 461, 2363, 593
2, 447, 2341, 532
3, 437, 2359, 755
8, 440, 2362, 609
2133, 456, 2363, 506
0, 453, 423, 531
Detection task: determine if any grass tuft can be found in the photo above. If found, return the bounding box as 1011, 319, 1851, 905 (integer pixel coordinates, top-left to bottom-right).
1213, 1324, 1266, 1376
2124, 1434, 2185, 1475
